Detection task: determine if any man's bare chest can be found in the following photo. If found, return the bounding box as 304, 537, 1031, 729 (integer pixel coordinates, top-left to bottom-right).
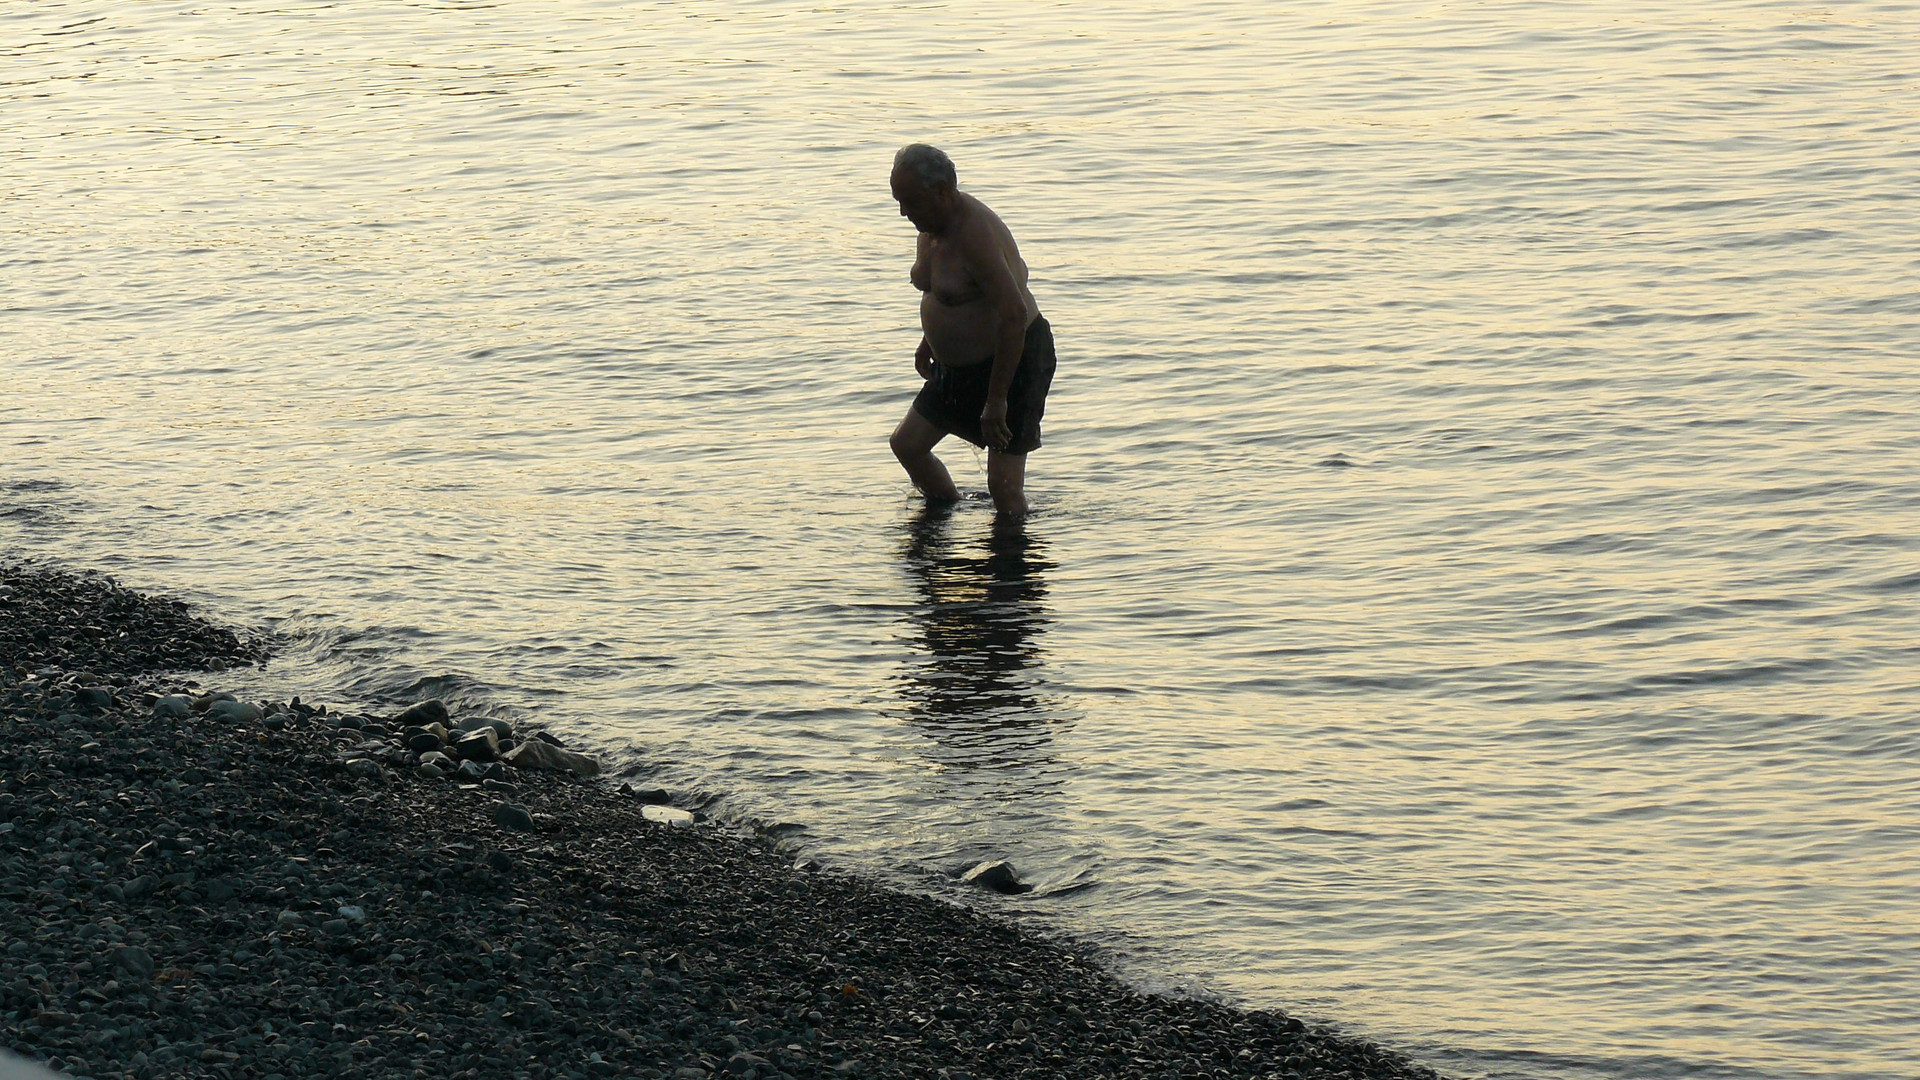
926, 244, 984, 307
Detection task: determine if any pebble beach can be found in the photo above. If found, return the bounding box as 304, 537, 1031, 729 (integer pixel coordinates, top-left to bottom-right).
0, 559, 1445, 1080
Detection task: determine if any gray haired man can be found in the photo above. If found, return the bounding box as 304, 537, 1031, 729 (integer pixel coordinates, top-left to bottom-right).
887, 144, 1055, 518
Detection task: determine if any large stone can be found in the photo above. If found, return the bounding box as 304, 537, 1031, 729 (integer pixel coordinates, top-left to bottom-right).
73, 686, 114, 710
961, 860, 1031, 894
392, 699, 449, 727
152, 695, 191, 719
451, 727, 499, 762
205, 699, 264, 723
491, 803, 536, 831
456, 716, 514, 739
110, 946, 155, 980
500, 739, 600, 777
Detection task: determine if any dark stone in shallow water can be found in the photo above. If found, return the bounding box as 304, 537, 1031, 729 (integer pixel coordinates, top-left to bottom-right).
393, 699, 450, 727
962, 860, 1032, 895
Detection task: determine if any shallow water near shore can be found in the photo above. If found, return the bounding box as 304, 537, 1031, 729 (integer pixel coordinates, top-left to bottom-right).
6, 2, 1920, 1077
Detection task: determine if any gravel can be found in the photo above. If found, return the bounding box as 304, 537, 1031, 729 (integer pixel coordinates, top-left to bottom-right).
0, 560, 1447, 1080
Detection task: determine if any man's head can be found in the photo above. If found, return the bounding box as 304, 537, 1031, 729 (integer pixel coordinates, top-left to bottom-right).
891, 143, 959, 233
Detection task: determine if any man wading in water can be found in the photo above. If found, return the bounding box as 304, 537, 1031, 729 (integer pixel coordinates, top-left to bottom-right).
887, 144, 1055, 518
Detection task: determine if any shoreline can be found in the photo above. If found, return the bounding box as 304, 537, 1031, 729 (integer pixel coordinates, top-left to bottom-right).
1, 558, 1446, 1080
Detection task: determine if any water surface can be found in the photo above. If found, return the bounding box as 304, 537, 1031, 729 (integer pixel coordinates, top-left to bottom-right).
6, 3, 1920, 1078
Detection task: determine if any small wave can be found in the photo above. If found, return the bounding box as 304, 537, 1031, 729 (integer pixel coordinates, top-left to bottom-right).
1864, 570, 1920, 594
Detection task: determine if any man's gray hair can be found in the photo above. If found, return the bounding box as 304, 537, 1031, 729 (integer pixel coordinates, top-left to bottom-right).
894, 143, 957, 190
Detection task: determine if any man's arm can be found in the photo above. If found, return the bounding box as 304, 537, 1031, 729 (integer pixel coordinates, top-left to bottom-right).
959, 228, 1030, 451
912, 233, 934, 378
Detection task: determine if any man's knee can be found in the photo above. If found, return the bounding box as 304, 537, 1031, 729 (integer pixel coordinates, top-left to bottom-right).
892, 411, 941, 460
889, 424, 918, 461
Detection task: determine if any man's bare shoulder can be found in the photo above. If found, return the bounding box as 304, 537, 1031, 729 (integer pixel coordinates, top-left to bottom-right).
953, 193, 1022, 263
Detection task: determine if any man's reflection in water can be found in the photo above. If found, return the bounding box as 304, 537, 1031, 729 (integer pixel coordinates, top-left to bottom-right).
896, 504, 1059, 768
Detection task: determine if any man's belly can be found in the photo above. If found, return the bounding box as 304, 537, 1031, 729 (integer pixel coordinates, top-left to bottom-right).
920, 294, 999, 367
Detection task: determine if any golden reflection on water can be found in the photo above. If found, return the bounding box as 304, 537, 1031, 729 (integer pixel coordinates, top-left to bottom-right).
895, 505, 1058, 757
6, 3, 1920, 1078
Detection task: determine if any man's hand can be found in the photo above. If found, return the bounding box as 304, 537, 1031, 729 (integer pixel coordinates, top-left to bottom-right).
915, 338, 935, 380
980, 398, 1012, 451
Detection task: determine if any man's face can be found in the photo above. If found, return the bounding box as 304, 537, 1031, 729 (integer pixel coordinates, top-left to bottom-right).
891, 167, 944, 233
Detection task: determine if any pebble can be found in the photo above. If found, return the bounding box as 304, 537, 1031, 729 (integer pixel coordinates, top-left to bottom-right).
73, 686, 114, 710
727, 1051, 770, 1075
405, 731, 444, 754
109, 946, 154, 980
491, 802, 537, 831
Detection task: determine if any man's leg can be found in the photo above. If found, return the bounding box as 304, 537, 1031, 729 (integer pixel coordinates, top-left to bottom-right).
987, 449, 1027, 518
891, 408, 961, 502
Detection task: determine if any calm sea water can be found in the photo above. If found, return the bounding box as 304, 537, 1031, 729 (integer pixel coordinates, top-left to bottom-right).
6, 2, 1920, 1077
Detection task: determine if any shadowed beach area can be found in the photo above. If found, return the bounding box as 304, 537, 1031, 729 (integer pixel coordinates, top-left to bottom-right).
0, 559, 1444, 1080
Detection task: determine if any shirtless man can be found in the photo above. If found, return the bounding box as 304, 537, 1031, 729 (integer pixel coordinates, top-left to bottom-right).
887, 144, 1055, 518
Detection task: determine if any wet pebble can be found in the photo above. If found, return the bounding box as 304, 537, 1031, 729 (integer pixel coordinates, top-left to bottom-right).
492, 802, 537, 831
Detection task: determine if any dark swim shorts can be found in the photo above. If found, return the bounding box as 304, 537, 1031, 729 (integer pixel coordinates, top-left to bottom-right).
911, 315, 1056, 455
